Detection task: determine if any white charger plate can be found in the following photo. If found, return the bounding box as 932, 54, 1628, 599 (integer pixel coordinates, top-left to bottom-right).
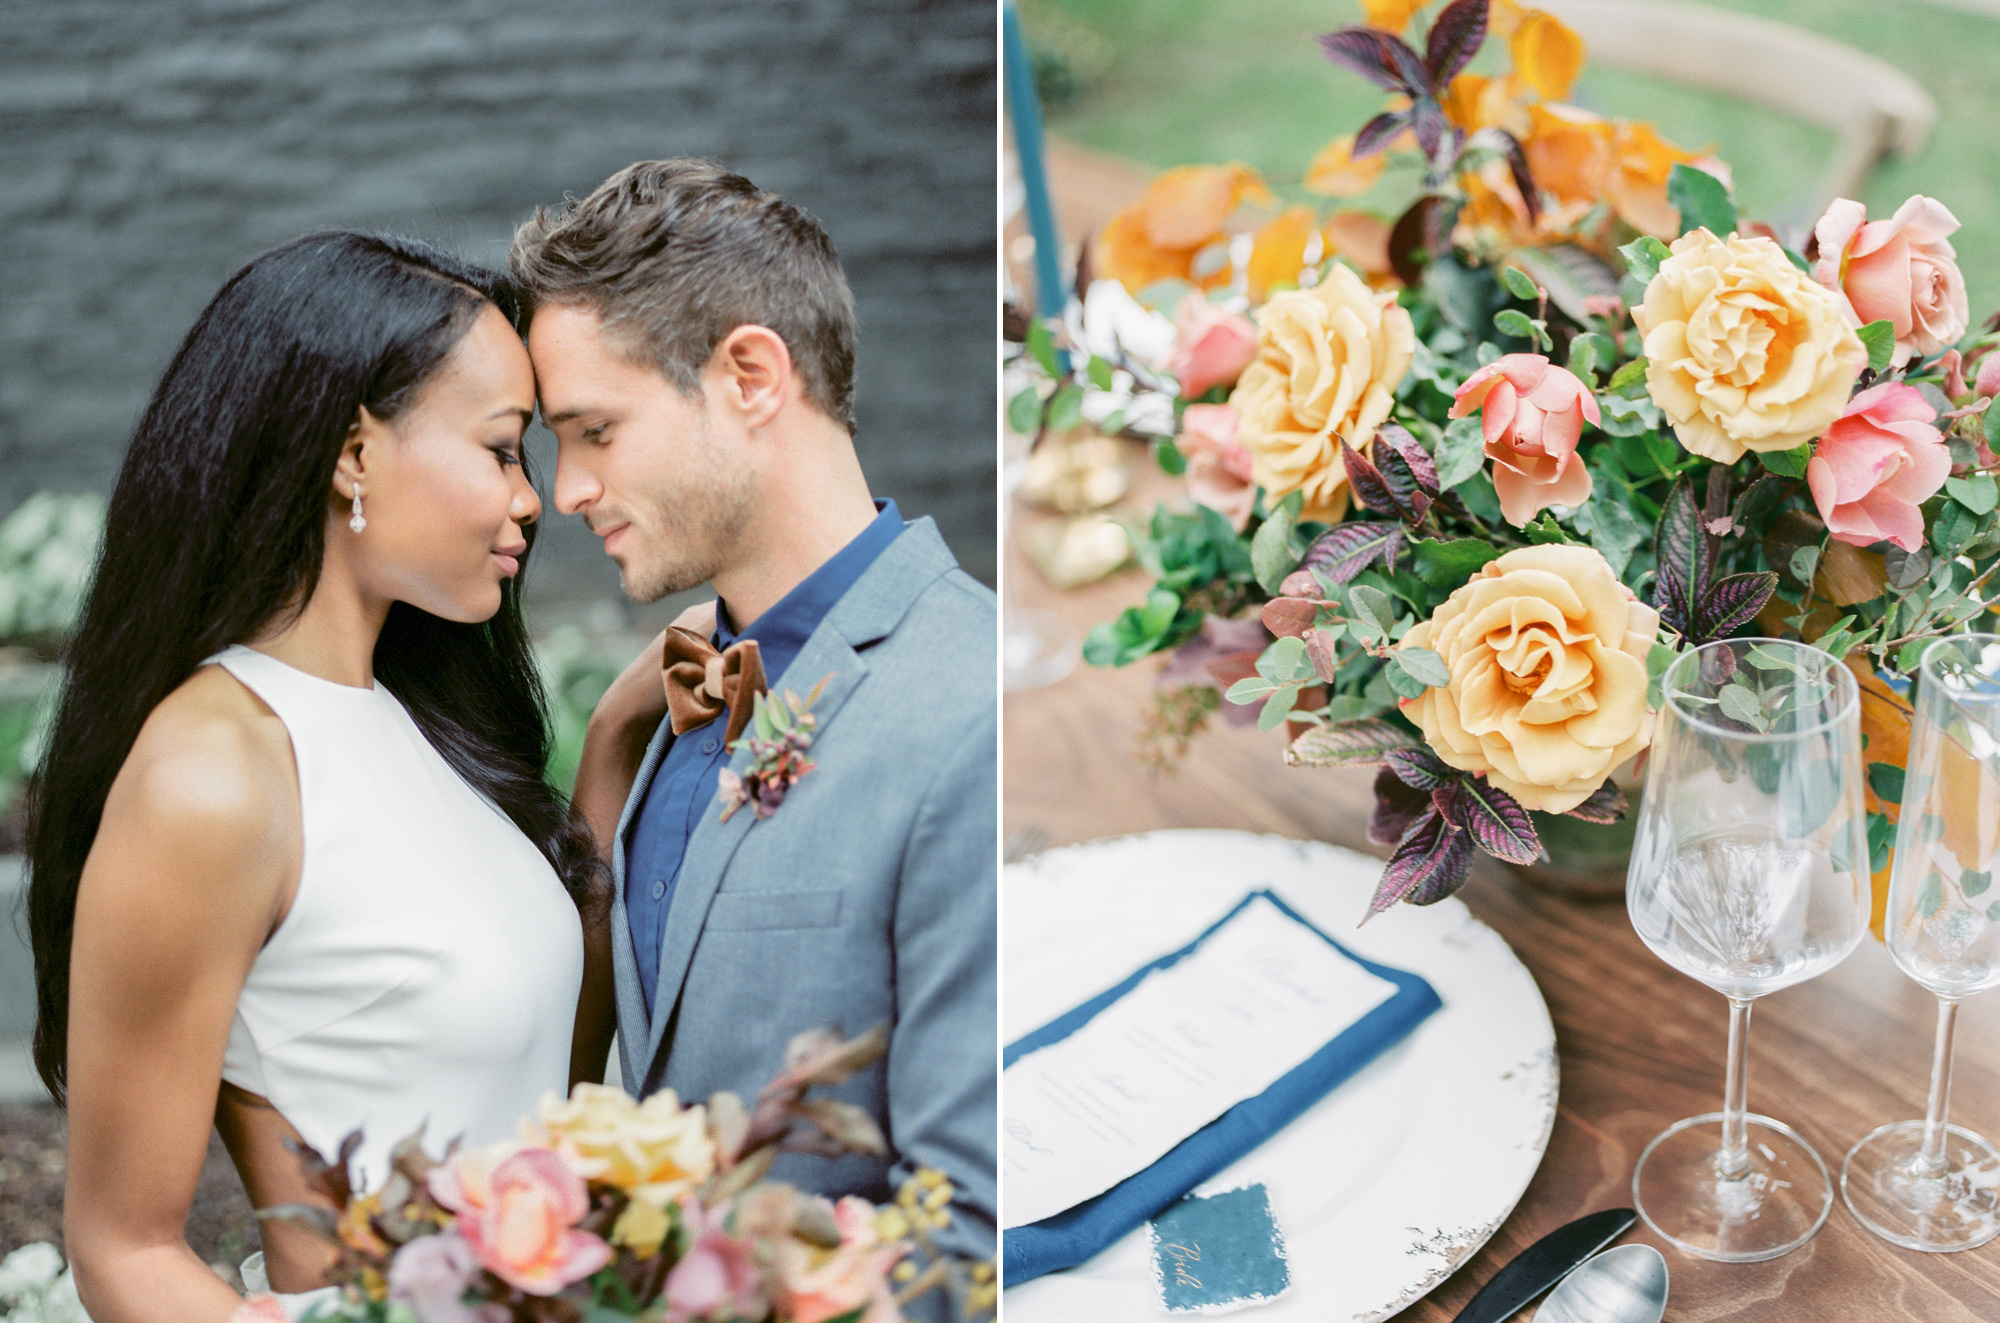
1003, 829, 1557, 1322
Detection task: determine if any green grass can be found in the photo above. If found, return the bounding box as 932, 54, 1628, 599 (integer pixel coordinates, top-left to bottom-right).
1026, 0, 2000, 320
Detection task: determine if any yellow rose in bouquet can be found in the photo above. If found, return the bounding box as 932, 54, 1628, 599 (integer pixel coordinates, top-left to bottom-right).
526, 1082, 716, 1204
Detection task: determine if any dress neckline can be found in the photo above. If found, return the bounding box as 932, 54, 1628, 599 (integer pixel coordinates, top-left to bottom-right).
217, 643, 383, 695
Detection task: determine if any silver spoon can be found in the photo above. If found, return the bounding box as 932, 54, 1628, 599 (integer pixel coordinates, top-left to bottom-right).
1533, 1244, 1668, 1323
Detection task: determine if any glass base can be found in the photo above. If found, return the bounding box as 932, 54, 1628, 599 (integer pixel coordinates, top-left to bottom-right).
1841, 1120, 2000, 1252
1633, 1111, 1831, 1262
1003, 608, 1077, 693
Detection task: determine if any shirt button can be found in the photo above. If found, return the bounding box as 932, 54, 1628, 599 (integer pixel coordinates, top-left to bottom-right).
650, 880, 666, 901
701, 737, 720, 754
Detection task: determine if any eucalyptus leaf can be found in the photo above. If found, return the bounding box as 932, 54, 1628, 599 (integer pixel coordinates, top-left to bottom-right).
1348, 584, 1395, 640
1153, 436, 1187, 475
1918, 870, 1947, 919
1225, 677, 1279, 704
1493, 308, 1539, 342
1258, 684, 1304, 732
1087, 355, 1115, 390
1007, 386, 1041, 435
1718, 683, 1766, 729
1396, 646, 1452, 687
1499, 264, 1539, 300
1046, 384, 1084, 434
1383, 656, 1428, 700
1026, 319, 1059, 377
1251, 491, 1304, 595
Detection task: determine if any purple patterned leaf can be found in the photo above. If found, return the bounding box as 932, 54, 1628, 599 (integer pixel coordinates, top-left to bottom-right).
1564, 781, 1631, 824
1261, 597, 1319, 640
1697, 571, 1779, 642
1352, 109, 1410, 160
1340, 438, 1401, 519
1300, 521, 1403, 585
1369, 767, 1432, 847
1376, 423, 1440, 497
1425, 0, 1490, 87
1655, 479, 1711, 613
1305, 628, 1342, 682
1652, 557, 1691, 638
1317, 28, 1428, 92
1286, 716, 1419, 768
1410, 95, 1447, 160
1430, 779, 1464, 825
1496, 130, 1540, 226
1384, 746, 1455, 791
1456, 776, 1542, 865
1367, 812, 1474, 918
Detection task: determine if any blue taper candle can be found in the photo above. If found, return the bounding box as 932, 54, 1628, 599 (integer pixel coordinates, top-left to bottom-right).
1003, 1, 1068, 318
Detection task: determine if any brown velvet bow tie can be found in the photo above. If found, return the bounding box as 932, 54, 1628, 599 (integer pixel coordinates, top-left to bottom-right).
661, 626, 767, 746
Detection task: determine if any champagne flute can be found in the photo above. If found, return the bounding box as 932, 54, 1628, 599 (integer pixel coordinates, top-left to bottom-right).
1843, 633, 2000, 1252
1625, 637, 1870, 1261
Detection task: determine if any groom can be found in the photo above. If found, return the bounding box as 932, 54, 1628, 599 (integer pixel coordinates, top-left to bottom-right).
508, 160, 996, 1264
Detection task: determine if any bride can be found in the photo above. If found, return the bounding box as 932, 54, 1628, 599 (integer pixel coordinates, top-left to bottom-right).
21, 232, 603, 1319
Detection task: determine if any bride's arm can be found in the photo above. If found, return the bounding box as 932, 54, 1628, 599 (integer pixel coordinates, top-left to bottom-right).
568, 600, 712, 1089
62, 710, 304, 1321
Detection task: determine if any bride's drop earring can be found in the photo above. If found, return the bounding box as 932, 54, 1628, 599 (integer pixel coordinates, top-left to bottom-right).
349, 486, 366, 533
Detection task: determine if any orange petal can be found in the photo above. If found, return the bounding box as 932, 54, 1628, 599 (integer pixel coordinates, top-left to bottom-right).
1247, 205, 1321, 301
1361, 0, 1428, 35
1323, 211, 1393, 278
1304, 134, 1386, 198
1138, 163, 1274, 249
1513, 10, 1587, 102
1095, 208, 1196, 293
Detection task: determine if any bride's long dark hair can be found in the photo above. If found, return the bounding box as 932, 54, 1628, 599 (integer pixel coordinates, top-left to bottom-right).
24, 231, 601, 1105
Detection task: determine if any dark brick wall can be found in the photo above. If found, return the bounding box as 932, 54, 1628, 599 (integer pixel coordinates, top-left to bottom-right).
0, 0, 997, 614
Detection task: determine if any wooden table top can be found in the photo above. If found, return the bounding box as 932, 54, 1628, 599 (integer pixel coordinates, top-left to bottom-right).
1002, 472, 2000, 1321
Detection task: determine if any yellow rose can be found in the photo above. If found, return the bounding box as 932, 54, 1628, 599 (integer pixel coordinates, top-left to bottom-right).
1634, 228, 1865, 463
526, 1083, 716, 1203
1399, 545, 1659, 813
1228, 262, 1415, 521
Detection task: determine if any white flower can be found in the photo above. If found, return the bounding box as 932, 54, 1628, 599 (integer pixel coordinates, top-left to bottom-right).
0, 1244, 65, 1299
1069, 278, 1178, 370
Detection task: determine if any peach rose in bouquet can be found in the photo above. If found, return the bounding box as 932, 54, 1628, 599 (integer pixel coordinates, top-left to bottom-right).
427, 1143, 612, 1296
1634, 228, 1865, 462
1806, 382, 1950, 554
1398, 545, 1659, 813
775, 1195, 907, 1323
1177, 403, 1257, 530
1228, 262, 1415, 521
1449, 353, 1599, 526
1169, 295, 1258, 400
1813, 194, 1969, 367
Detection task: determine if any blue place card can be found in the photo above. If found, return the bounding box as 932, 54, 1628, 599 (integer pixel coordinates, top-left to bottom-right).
1149, 1182, 1291, 1314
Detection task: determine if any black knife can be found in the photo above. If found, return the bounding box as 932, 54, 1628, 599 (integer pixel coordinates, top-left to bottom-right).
1450, 1208, 1638, 1323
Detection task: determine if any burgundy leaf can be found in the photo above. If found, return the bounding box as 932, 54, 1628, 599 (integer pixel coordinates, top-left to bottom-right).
1385, 746, 1455, 791
1430, 778, 1465, 825
1305, 628, 1343, 682
1279, 568, 1325, 599
1410, 95, 1447, 160
1564, 781, 1630, 824
1317, 28, 1428, 92
1456, 776, 1542, 865
1376, 423, 1440, 496
1261, 596, 1319, 639
1286, 716, 1419, 768
1300, 521, 1403, 585
1496, 130, 1541, 226
1655, 479, 1709, 609
1388, 195, 1454, 286
1652, 557, 1690, 638
1340, 438, 1401, 518
1697, 571, 1779, 642
1425, 0, 1490, 87
1352, 109, 1410, 160
1158, 616, 1272, 688
1367, 812, 1473, 917
1369, 767, 1432, 847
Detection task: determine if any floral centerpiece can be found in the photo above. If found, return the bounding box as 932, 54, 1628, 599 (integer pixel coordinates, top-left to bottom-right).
1006, 0, 2000, 924
211, 1026, 992, 1323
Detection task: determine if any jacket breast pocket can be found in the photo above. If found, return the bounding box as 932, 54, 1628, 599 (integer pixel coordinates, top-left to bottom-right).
705, 887, 843, 933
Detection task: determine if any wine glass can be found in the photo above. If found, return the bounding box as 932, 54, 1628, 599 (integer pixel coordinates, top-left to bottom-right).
1842, 632, 2000, 1252
1625, 637, 1871, 1261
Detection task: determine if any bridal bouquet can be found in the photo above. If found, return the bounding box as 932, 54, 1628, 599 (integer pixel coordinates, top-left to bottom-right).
230, 1027, 994, 1323
1010, 0, 2000, 920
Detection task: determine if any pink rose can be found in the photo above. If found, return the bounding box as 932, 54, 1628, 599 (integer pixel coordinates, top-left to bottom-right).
1177, 403, 1256, 530
428, 1144, 611, 1297
775, 1196, 905, 1323
1449, 354, 1599, 527
1974, 348, 2000, 402
1806, 382, 1950, 553
387, 1231, 509, 1323
1169, 296, 1257, 400
664, 1197, 766, 1322
1812, 195, 1969, 367
228, 1297, 290, 1323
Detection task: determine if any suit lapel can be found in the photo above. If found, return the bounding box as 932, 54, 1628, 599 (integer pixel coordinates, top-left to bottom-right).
641, 626, 870, 1077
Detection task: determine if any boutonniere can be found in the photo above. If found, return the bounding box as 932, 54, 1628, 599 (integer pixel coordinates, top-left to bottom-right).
717, 674, 832, 822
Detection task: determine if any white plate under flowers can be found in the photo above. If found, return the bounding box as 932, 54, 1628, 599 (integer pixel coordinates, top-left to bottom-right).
1003, 829, 1558, 1322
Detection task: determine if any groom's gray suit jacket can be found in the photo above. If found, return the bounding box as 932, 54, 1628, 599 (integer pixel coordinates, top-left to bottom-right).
606, 516, 996, 1261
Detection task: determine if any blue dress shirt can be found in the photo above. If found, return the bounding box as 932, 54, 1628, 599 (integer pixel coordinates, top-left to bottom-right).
625, 499, 905, 1016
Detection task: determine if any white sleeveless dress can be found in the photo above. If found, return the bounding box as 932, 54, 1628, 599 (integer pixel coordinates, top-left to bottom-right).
207, 645, 583, 1313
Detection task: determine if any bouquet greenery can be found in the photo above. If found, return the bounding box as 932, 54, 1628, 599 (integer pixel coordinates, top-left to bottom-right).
1008, 0, 2000, 923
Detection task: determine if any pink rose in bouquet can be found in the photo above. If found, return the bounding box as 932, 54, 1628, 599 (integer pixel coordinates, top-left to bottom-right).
1806, 382, 1950, 554
776, 1195, 906, 1323
1813, 195, 1969, 367
1169, 295, 1257, 400
387, 1230, 508, 1323
664, 1196, 766, 1322
228, 1296, 290, 1323
1178, 403, 1257, 530
1449, 353, 1598, 526
428, 1143, 611, 1296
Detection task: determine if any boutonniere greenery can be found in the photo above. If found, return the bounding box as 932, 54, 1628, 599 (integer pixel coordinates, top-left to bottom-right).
718, 676, 833, 823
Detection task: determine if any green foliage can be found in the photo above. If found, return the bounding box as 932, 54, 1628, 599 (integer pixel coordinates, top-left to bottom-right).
1758, 444, 1812, 479
1856, 320, 1896, 374
1251, 491, 1304, 595
535, 626, 629, 795
1410, 536, 1500, 587
1085, 587, 1198, 667
1152, 436, 1187, 476
1433, 417, 1488, 490
0, 493, 105, 648
1668, 163, 1737, 237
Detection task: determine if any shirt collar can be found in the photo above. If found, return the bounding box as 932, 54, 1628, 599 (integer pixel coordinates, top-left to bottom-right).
713, 499, 904, 683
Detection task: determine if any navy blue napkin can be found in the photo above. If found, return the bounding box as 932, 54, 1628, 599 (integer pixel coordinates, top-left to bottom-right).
1003, 889, 1442, 1285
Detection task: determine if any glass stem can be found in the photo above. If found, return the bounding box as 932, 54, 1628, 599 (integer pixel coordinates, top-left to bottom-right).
1918, 996, 1961, 1179
1718, 997, 1752, 1180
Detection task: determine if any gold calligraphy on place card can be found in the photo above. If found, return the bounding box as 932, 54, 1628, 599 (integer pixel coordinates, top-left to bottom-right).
1160, 1240, 1202, 1288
